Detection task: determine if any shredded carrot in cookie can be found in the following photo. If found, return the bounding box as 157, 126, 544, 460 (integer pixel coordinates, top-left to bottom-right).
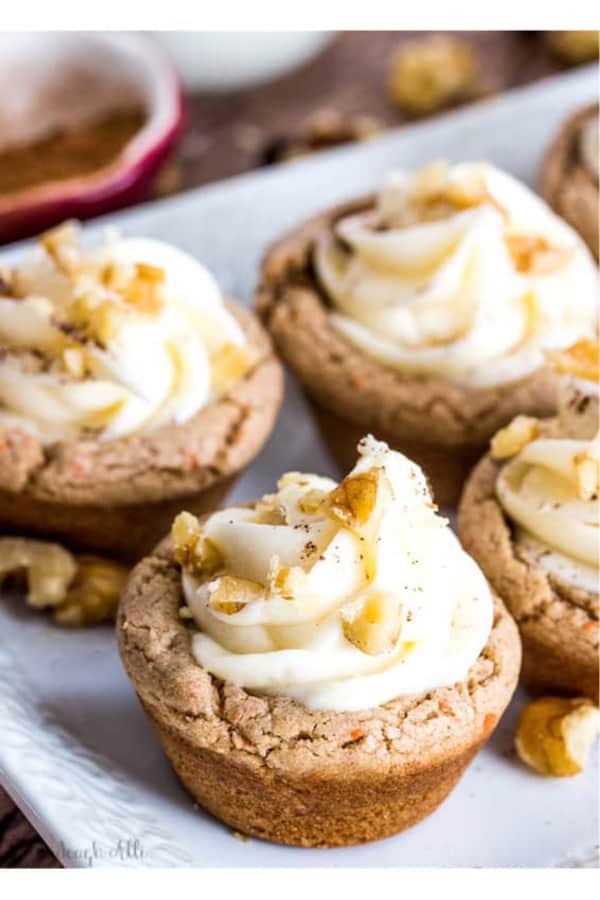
182, 450, 203, 470
439, 697, 455, 715
72, 456, 91, 476
483, 713, 498, 736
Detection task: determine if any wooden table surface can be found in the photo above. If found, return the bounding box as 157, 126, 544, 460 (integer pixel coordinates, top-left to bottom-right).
0, 29, 577, 868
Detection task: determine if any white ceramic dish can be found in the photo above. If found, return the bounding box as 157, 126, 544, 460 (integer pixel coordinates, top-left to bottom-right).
0, 67, 598, 869
153, 31, 332, 92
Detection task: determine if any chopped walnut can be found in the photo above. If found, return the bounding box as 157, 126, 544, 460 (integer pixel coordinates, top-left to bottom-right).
545, 31, 600, 64
548, 339, 599, 384
67, 295, 124, 346
326, 468, 381, 529
171, 511, 224, 577
324, 466, 393, 585
0, 537, 77, 608
490, 416, 541, 460
266, 556, 301, 601
574, 442, 600, 500
208, 575, 263, 614
54, 555, 128, 627
172, 510, 202, 562
120, 263, 166, 316
36, 222, 168, 351
62, 346, 87, 379
211, 342, 254, 395
342, 590, 403, 655
298, 488, 328, 515
262, 108, 385, 164
388, 35, 483, 116
277, 472, 311, 490
254, 495, 286, 525
506, 234, 572, 275
515, 696, 600, 776
381, 161, 505, 229
0, 538, 125, 626
40, 221, 81, 275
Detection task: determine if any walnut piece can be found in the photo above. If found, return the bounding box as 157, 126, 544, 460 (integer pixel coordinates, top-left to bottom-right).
0, 537, 77, 608
254, 494, 286, 525
172, 511, 224, 577
490, 415, 541, 460
208, 575, 263, 614
380, 161, 507, 230
388, 35, 482, 116
574, 441, 600, 501
262, 109, 384, 164
548, 339, 599, 384
54, 555, 128, 627
298, 488, 328, 515
545, 31, 600, 64
120, 263, 165, 316
211, 342, 254, 396
41, 221, 81, 275
36, 222, 168, 352
505, 234, 572, 275
0, 538, 125, 627
341, 590, 403, 655
326, 468, 381, 529
266, 556, 307, 601
515, 697, 600, 776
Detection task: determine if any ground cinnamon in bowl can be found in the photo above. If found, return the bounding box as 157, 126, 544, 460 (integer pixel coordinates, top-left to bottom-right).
0, 107, 146, 196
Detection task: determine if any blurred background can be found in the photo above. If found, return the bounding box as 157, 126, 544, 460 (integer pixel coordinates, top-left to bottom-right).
0, 30, 598, 246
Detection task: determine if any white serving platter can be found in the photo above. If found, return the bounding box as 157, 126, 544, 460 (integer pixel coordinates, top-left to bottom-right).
0, 67, 598, 869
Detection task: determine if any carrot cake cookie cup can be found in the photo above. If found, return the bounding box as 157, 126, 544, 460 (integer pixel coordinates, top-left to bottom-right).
257, 161, 598, 505
458, 340, 599, 702
542, 103, 599, 260
119, 435, 520, 847
0, 224, 283, 561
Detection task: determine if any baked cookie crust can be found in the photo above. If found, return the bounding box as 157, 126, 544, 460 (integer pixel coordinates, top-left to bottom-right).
0, 303, 283, 561
118, 537, 521, 848
542, 103, 599, 260
458, 452, 599, 702
256, 198, 557, 505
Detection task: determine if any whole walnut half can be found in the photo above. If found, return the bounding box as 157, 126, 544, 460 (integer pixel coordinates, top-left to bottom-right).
515, 696, 600, 777
0, 537, 127, 627
388, 35, 484, 116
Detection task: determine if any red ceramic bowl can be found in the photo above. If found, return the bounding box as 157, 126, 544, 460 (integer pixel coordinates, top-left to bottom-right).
0, 32, 184, 244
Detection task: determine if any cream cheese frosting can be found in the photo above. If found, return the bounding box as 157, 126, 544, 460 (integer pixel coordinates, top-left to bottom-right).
314, 161, 598, 387
0, 223, 252, 444
177, 436, 493, 712
496, 353, 599, 595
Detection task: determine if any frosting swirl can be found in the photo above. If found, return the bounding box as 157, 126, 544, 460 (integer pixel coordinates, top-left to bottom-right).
314, 161, 598, 387
0, 224, 252, 444
177, 436, 493, 711
496, 353, 599, 594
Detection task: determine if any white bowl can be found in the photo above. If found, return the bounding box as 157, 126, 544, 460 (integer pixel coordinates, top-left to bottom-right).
153, 31, 333, 92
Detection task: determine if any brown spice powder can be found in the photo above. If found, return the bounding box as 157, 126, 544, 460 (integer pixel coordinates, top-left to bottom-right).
0, 108, 146, 196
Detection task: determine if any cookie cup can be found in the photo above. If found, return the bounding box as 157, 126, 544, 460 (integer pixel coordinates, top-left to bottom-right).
542, 103, 599, 260
458, 452, 599, 702
0, 304, 283, 563
256, 199, 557, 506
118, 534, 521, 848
